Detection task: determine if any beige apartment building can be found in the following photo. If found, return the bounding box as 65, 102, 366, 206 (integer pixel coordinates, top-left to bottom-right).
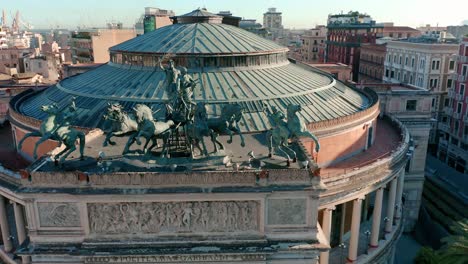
70, 28, 136, 63
300, 26, 327, 63
383, 40, 458, 143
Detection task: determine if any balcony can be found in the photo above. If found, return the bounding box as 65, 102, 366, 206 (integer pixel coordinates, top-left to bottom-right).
448, 90, 455, 98
445, 107, 453, 116
458, 75, 467, 82
456, 94, 463, 101
439, 123, 450, 132
453, 112, 461, 120
459, 55, 468, 64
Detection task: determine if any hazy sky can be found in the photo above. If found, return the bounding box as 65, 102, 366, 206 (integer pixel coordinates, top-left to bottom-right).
3, 0, 467, 29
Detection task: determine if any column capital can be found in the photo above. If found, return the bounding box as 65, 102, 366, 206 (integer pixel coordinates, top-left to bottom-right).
324, 205, 336, 211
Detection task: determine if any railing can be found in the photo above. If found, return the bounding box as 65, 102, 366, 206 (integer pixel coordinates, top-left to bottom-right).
455, 94, 463, 101
458, 75, 467, 82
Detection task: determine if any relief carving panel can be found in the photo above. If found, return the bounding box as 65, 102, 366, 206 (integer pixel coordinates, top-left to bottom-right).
88, 201, 259, 234
267, 198, 307, 225
38, 202, 81, 227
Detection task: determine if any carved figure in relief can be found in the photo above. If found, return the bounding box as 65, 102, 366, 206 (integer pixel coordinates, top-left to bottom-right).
182, 203, 194, 227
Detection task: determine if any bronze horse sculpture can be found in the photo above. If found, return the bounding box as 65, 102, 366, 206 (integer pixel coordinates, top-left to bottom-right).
102, 103, 138, 147
17, 101, 85, 163
266, 104, 320, 165
122, 104, 174, 157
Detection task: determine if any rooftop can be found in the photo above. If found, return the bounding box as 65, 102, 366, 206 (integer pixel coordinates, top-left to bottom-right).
320, 118, 402, 177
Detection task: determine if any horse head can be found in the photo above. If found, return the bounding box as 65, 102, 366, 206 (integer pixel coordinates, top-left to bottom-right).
286, 104, 302, 119
40, 103, 60, 115
133, 104, 154, 123
222, 103, 244, 123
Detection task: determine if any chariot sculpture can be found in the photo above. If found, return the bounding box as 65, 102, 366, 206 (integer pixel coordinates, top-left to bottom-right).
103, 59, 246, 159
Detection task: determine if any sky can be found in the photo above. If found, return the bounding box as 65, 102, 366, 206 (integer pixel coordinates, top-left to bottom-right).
2, 0, 467, 30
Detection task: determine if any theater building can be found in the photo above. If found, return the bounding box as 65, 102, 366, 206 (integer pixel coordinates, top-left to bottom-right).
1, 9, 413, 264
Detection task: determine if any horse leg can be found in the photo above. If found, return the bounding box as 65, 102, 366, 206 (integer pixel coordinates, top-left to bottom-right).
78, 132, 85, 160
283, 144, 297, 163
18, 131, 41, 150
59, 144, 76, 164
103, 132, 113, 147
267, 131, 273, 158
122, 133, 137, 154
201, 138, 209, 156
226, 128, 234, 144
232, 123, 245, 147
209, 131, 218, 152
33, 135, 51, 160
277, 144, 291, 166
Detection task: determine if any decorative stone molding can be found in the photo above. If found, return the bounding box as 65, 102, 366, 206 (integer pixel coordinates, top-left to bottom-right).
267, 198, 307, 225
37, 202, 81, 227
88, 201, 259, 235
84, 253, 267, 263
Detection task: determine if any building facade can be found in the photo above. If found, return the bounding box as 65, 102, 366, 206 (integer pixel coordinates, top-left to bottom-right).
383, 40, 458, 144
326, 12, 383, 81
299, 26, 327, 63
359, 43, 387, 83
437, 37, 468, 172
2, 9, 412, 264
263, 8, 283, 40
0, 46, 32, 75
70, 28, 136, 63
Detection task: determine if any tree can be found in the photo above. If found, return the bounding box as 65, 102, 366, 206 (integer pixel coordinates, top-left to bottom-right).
415, 219, 468, 264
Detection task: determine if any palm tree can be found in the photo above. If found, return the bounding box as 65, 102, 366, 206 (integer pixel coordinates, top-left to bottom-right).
437, 219, 468, 264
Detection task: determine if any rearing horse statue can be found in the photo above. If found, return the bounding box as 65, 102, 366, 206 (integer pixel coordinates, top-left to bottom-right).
17, 100, 85, 162
266, 104, 320, 165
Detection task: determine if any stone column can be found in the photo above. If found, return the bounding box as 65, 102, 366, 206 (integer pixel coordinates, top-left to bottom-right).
370, 188, 384, 247
385, 178, 398, 233
13, 202, 31, 263
394, 172, 405, 220
0, 196, 13, 252
319, 206, 335, 264
347, 197, 363, 262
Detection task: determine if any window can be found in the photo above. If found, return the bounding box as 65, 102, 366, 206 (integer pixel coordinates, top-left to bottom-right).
399, 56, 402, 64
420, 59, 425, 69
454, 121, 460, 134
444, 98, 450, 107
457, 102, 463, 113
411, 57, 415, 67
432, 60, 440, 70
385, 69, 389, 77
447, 79, 453, 89
430, 78, 438, 88
405, 57, 408, 65
391, 70, 395, 78
410, 75, 413, 84
387, 54, 391, 62
461, 84, 466, 96
397, 72, 401, 81
406, 100, 417, 111
462, 65, 468, 77
449, 60, 455, 70
394, 55, 397, 63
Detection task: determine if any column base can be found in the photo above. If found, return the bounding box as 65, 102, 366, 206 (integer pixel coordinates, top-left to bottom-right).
346, 257, 357, 263
369, 244, 379, 248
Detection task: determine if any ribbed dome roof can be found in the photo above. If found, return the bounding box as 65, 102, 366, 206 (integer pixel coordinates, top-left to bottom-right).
16, 10, 372, 134
110, 23, 287, 55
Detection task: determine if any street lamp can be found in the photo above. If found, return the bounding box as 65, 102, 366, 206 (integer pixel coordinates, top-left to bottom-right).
338, 243, 346, 264
364, 230, 371, 254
